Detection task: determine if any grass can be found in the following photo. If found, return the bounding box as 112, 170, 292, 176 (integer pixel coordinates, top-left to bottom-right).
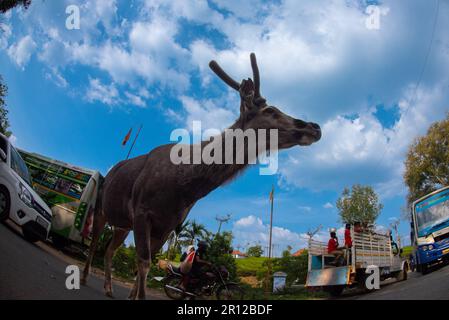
235, 257, 268, 276
401, 245, 413, 258
241, 285, 329, 300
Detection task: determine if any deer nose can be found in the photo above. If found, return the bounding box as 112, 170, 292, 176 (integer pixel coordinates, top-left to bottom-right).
309, 122, 322, 140
310, 122, 320, 130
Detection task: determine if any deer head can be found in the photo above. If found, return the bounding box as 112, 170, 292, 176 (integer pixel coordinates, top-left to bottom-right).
209, 53, 321, 149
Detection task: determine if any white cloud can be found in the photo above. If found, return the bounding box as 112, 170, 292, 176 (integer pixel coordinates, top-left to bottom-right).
323, 202, 333, 209
8, 134, 18, 145
125, 92, 146, 108
86, 78, 119, 106
180, 95, 238, 131
298, 206, 312, 213
0, 23, 12, 50
3, 0, 449, 203
7, 35, 36, 69
278, 81, 449, 198
233, 215, 309, 256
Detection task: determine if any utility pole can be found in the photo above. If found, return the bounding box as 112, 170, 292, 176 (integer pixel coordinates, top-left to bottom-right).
215, 214, 231, 234
268, 185, 274, 259
265, 185, 275, 297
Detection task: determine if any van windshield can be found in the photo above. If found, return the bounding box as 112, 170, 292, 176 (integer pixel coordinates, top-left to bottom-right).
0, 135, 7, 156
10, 146, 32, 186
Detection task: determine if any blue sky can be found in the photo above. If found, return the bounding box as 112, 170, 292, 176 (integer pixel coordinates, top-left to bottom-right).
1, 0, 448, 256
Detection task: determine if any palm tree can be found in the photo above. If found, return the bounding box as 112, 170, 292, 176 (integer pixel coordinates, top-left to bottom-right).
166, 220, 190, 260
179, 220, 208, 245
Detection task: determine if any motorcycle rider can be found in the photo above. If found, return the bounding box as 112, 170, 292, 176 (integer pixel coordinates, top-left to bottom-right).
181, 240, 214, 292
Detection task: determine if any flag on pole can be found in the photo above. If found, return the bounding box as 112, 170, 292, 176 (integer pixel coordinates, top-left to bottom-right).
122, 128, 132, 146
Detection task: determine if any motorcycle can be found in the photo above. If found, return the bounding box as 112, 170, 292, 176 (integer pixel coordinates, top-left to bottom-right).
163, 264, 244, 300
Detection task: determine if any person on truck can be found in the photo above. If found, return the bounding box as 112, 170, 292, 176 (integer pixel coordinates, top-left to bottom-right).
344, 224, 352, 248
328, 230, 344, 266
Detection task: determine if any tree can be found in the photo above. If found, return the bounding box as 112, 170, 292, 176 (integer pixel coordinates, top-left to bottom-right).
179, 220, 208, 245
205, 231, 237, 281
246, 245, 264, 258
0, 0, 31, 13
275, 250, 309, 285
166, 220, 190, 260
0, 75, 11, 137
336, 184, 383, 225
404, 114, 449, 204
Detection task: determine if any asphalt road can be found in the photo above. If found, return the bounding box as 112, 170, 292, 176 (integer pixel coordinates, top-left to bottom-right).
342, 263, 449, 300
0, 222, 166, 300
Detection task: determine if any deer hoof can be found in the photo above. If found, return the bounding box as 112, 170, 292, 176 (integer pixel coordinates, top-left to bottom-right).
105, 291, 114, 299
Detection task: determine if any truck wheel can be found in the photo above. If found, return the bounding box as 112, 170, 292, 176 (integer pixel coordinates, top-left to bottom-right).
326, 285, 345, 297
396, 267, 408, 281
0, 186, 11, 222
22, 226, 40, 243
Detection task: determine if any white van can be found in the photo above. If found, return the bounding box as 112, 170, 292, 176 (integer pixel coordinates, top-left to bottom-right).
0, 133, 52, 242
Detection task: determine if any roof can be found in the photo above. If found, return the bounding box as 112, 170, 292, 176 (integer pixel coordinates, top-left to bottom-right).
18, 148, 100, 176
231, 250, 247, 256
292, 249, 306, 257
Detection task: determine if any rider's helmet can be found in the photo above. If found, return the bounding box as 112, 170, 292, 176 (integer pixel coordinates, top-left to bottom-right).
197, 240, 208, 253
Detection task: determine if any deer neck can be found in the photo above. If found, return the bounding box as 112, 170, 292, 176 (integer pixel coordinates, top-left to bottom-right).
193, 117, 260, 194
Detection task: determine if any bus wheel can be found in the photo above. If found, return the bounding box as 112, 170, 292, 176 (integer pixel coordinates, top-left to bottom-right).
0, 186, 11, 222
421, 264, 429, 275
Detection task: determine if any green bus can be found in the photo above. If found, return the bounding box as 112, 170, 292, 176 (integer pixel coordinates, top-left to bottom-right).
18, 149, 102, 248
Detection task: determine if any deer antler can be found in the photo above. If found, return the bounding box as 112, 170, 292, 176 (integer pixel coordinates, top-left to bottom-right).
250, 53, 266, 107
209, 60, 240, 91
250, 53, 260, 98
209, 53, 266, 107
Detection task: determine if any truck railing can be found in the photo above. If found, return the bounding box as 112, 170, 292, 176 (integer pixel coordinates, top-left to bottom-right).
351, 228, 392, 269
307, 227, 393, 271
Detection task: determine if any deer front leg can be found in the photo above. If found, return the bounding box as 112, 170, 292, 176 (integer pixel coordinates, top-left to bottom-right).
127, 274, 138, 300
81, 211, 106, 285
103, 227, 129, 298
132, 212, 152, 300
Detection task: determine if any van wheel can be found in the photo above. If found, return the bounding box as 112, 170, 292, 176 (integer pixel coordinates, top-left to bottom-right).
52, 234, 69, 250
0, 186, 11, 222
22, 227, 40, 243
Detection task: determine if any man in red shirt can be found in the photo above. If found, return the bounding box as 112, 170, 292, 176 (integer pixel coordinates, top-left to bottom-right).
327, 229, 344, 266
344, 224, 352, 248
